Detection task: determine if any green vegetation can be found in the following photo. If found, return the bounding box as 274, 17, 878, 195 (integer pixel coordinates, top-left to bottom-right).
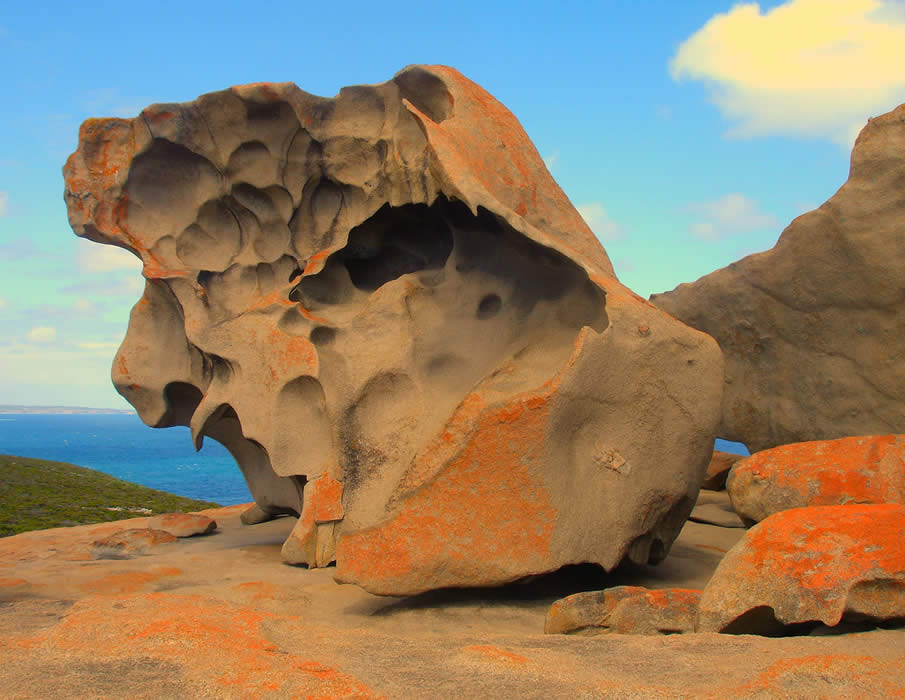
0, 454, 221, 537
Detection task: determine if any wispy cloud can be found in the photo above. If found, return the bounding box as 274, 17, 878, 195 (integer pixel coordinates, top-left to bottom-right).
0, 297, 7, 310
0, 191, 8, 217
683, 193, 778, 240
544, 149, 561, 170
577, 202, 626, 242
72, 340, 121, 352
26, 326, 57, 343
670, 0, 905, 148
76, 238, 142, 273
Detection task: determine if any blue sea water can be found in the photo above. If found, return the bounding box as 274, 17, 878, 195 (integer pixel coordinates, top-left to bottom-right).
0, 413, 750, 507
0, 413, 251, 505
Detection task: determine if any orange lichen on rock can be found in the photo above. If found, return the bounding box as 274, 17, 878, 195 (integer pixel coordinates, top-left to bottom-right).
545, 586, 702, 635
7, 592, 379, 699
64, 64, 724, 596
728, 434, 905, 523
698, 503, 905, 633
335, 388, 557, 595
462, 644, 531, 665
148, 512, 217, 537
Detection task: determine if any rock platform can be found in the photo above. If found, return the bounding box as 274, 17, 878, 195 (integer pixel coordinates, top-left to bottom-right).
2, 505, 902, 698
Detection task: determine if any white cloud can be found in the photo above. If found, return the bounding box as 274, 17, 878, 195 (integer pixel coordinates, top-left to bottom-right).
72, 298, 99, 314
684, 193, 778, 240
76, 238, 142, 273
577, 202, 626, 242
670, 0, 905, 147
544, 149, 561, 170
26, 326, 57, 343
0, 191, 8, 217
73, 341, 120, 352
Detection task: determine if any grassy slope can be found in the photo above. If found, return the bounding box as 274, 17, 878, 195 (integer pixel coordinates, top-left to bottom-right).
0, 454, 221, 537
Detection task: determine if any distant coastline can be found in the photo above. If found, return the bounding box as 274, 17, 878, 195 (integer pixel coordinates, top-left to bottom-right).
0, 405, 135, 415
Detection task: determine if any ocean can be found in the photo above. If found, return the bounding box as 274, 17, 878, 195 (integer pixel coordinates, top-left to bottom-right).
0, 413, 749, 506
0, 413, 251, 505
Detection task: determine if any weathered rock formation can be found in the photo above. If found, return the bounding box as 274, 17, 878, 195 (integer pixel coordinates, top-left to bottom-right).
91, 528, 178, 559
148, 512, 218, 537
651, 103, 905, 453
701, 449, 744, 490
697, 504, 905, 634
5, 506, 904, 697
728, 435, 905, 525
64, 65, 723, 595
545, 586, 701, 635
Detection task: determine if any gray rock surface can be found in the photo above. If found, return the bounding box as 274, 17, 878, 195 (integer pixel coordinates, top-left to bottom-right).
651, 103, 905, 453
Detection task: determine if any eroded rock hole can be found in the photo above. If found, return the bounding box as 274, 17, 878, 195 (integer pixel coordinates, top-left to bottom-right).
340, 202, 454, 292
310, 326, 336, 346
157, 382, 203, 428
477, 293, 502, 319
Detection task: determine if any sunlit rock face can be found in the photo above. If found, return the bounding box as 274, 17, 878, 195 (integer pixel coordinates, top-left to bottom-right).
64, 65, 724, 595
651, 103, 905, 454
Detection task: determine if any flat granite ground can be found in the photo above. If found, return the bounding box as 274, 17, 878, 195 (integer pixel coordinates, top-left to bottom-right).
1, 503, 903, 698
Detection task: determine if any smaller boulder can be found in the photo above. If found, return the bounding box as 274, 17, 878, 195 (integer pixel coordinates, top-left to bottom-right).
148, 513, 217, 537
728, 435, 905, 524
545, 586, 701, 635
701, 450, 745, 491
697, 504, 905, 635
92, 528, 178, 559
689, 490, 746, 528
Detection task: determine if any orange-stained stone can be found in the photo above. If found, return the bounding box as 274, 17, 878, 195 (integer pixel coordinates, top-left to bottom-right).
92, 528, 179, 559
5, 592, 379, 698
77, 567, 183, 596
282, 474, 344, 568
698, 503, 905, 633
148, 513, 217, 537
545, 586, 702, 635
728, 435, 905, 523
463, 644, 530, 664
335, 388, 557, 595
702, 449, 745, 491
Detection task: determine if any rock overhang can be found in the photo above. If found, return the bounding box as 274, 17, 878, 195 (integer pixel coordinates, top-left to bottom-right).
64, 64, 725, 595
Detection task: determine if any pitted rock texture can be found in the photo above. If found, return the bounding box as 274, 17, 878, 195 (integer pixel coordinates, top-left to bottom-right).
545, 586, 701, 635
650, 103, 905, 453
64, 65, 723, 595
728, 435, 905, 525
697, 504, 905, 634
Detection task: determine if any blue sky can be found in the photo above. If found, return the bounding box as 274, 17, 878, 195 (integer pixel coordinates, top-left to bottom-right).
2, 0, 905, 409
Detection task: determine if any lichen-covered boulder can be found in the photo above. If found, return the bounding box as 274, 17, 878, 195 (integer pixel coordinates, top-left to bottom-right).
728, 435, 905, 525
650, 103, 905, 453
64, 65, 723, 595
697, 504, 905, 634
545, 586, 701, 635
